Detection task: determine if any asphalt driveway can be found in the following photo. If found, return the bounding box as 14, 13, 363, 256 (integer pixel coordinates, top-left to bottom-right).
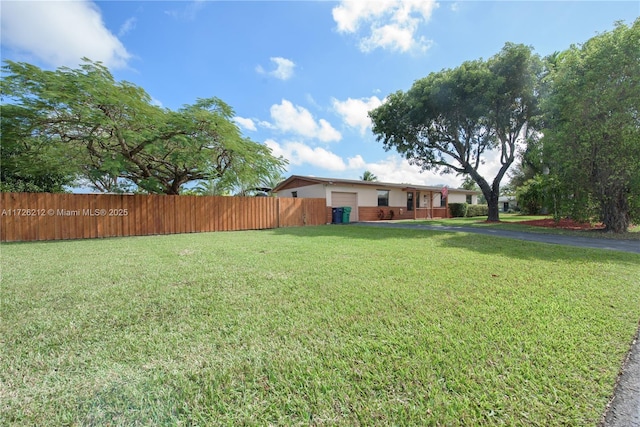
354, 221, 640, 254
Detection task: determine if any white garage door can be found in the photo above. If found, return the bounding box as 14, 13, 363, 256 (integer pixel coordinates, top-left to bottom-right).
331, 192, 358, 222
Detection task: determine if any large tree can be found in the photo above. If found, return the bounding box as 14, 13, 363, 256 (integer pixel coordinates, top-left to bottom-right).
542, 20, 640, 232
1, 60, 286, 195
369, 43, 542, 221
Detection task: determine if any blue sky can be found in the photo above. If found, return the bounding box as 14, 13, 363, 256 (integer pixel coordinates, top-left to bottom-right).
2, 1, 639, 188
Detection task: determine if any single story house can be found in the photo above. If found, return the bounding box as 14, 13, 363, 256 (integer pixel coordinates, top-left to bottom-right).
498, 196, 518, 212
273, 175, 480, 222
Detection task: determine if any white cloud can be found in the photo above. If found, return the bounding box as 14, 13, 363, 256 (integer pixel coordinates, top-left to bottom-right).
233, 116, 257, 131
359, 156, 463, 187
265, 140, 347, 171
332, 96, 384, 134
270, 100, 342, 142
318, 119, 342, 142
264, 138, 464, 187
256, 57, 296, 80
150, 97, 164, 108
258, 120, 276, 130
164, 0, 206, 21
118, 17, 137, 37
305, 94, 322, 110
476, 150, 504, 184
361, 23, 423, 53
347, 155, 367, 170
332, 0, 390, 33
1, 0, 131, 69
332, 0, 439, 53
270, 57, 296, 80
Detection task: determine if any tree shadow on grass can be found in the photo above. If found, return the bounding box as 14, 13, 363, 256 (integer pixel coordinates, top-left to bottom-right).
271, 223, 640, 265
435, 231, 639, 264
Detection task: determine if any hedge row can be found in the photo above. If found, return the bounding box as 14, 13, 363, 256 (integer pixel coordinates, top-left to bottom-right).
467, 204, 489, 217
449, 203, 489, 218
449, 203, 468, 217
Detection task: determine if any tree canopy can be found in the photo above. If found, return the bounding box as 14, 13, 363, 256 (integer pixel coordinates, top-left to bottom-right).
0, 105, 79, 192
541, 19, 640, 232
369, 43, 542, 221
1, 60, 286, 195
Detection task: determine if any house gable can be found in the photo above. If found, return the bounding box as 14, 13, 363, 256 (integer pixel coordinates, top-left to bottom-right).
274, 176, 323, 192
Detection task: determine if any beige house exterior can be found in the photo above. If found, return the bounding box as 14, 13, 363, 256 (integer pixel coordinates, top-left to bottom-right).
273, 175, 480, 222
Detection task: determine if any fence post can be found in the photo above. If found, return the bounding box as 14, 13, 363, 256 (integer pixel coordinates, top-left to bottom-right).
276, 197, 281, 228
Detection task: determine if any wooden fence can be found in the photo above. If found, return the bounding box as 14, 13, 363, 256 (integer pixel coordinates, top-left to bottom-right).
0, 193, 328, 242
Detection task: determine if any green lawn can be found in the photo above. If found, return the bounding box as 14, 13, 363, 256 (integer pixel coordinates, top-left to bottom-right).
2, 226, 639, 425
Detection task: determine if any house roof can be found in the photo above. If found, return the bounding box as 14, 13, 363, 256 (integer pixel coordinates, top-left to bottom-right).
273, 175, 481, 194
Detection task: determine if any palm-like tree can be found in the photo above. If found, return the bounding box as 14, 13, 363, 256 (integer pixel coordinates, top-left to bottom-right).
360, 170, 378, 182
193, 178, 232, 196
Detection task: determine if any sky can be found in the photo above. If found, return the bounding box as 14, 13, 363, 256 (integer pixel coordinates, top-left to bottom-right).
2, 0, 639, 189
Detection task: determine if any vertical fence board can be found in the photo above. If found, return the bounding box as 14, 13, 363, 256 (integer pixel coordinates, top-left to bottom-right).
166, 195, 173, 235
121, 195, 130, 237
139, 194, 148, 236
209, 197, 217, 232
2, 194, 10, 241
241, 198, 248, 230
139, 194, 149, 236
157, 195, 166, 235
22, 193, 34, 241
178, 196, 185, 233
188, 196, 197, 233
230, 197, 237, 231
210, 197, 217, 231
222, 198, 232, 231
10, 193, 24, 241
36, 193, 46, 239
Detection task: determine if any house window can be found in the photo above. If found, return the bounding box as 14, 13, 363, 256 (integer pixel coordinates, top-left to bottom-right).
407, 192, 414, 211
466, 195, 472, 204
377, 190, 389, 207
291, 191, 297, 198
440, 194, 447, 207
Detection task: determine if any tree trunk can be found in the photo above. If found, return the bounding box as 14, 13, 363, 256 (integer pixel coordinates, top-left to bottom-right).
601, 193, 630, 233
486, 191, 500, 222
472, 172, 501, 222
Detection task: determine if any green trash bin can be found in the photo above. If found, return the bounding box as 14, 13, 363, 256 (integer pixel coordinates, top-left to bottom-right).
342, 206, 352, 223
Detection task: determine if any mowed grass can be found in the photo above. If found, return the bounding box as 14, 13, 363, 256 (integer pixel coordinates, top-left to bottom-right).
2, 226, 639, 426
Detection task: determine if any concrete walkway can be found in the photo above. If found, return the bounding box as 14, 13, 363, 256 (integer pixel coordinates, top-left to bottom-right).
354, 221, 640, 425
603, 329, 640, 427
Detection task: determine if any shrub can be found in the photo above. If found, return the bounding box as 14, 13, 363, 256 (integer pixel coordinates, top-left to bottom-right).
466, 204, 489, 217
449, 203, 468, 218
516, 176, 545, 214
